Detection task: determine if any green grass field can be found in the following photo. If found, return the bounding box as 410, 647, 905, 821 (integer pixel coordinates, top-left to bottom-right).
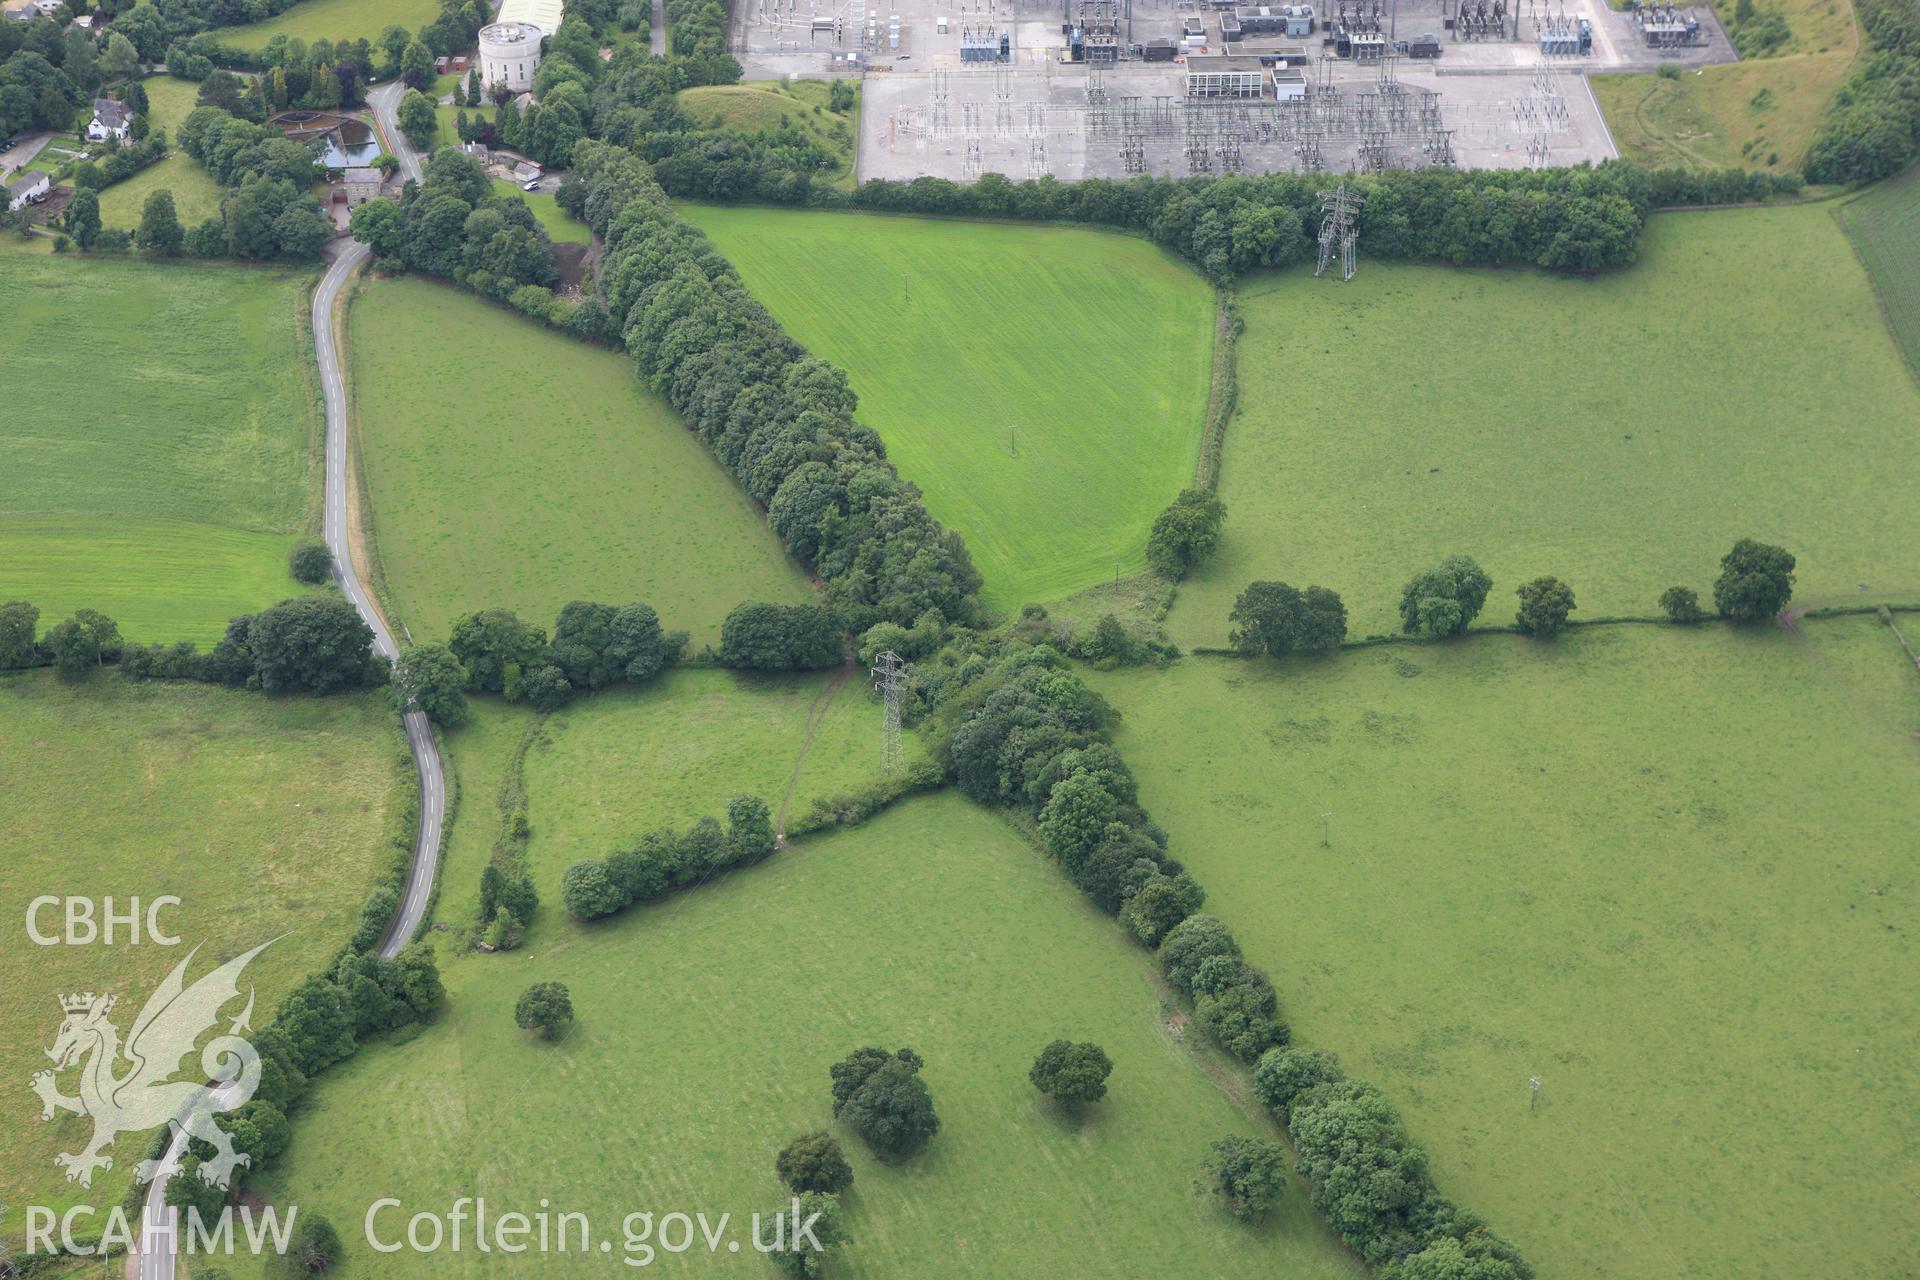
0, 254, 321, 642
97, 76, 227, 230
217, 0, 442, 48
1167, 204, 1920, 646
0, 672, 408, 1231
239, 792, 1363, 1280
489, 178, 591, 244
522, 667, 918, 893
1090, 617, 1920, 1280
676, 80, 860, 187
682, 207, 1216, 614
1838, 163, 1920, 377
347, 276, 813, 646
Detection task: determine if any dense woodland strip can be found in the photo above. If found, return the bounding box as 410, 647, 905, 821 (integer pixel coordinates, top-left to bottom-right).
562, 140, 986, 630
1804, 0, 1920, 183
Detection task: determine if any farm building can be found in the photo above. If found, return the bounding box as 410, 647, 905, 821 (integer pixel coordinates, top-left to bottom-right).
5, 170, 49, 210
497, 0, 565, 37
480, 21, 546, 94
86, 98, 131, 142
1185, 54, 1266, 97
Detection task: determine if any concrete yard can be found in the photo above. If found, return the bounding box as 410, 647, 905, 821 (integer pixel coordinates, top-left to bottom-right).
732, 0, 1737, 180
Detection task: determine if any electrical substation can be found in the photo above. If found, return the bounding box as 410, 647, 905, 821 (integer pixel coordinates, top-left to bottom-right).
731, 0, 1737, 184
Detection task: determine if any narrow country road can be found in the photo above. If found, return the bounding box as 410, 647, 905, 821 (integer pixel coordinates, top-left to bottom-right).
134, 102, 438, 1280
312, 236, 447, 959
367, 80, 426, 185
651, 0, 667, 55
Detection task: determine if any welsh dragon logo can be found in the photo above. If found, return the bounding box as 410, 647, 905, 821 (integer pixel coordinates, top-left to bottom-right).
30, 941, 271, 1191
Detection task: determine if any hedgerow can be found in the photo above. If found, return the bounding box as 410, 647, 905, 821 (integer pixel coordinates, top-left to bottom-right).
927, 637, 1533, 1276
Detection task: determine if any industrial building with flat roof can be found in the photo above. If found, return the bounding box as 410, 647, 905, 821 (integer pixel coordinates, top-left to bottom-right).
497, 0, 565, 38
1184, 54, 1266, 97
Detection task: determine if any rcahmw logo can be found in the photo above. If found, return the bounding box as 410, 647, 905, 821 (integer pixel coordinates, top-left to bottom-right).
19, 940, 295, 1260
31, 940, 270, 1188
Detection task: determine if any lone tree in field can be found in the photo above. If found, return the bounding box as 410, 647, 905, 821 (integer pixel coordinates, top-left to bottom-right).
1147, 489, 1227, 579
1230, 582, 1347, 656
288, 537, 332, 584
1514, 576, 1576, 638
1200, 1135, 1289, 1221
1713, 539, 1795, 621
1029, 1040, 1113, 1112
776, 1131, 854, 1195
830, 1047, 940, 1158
1398, 555, 1492, 637
273, 1211, 342, 1275
514, 981, 573, 1040
1659, 585, 1705, 624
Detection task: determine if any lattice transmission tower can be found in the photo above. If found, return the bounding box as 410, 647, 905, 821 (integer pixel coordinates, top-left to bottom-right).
1315, 182, 1365, 281
871, 650, 908, 773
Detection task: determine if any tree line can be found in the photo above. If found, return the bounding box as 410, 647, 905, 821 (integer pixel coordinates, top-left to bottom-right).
436, 597, 688, 723
557, 140, 985, 634
0, 596, 388, 692
844, 162, 1804, 282
559, 795, 777, 921
1222, 538, 1799, 657
102, 0, 486, 70
908, 635, 1534, 1277
155, 941, 445, 1231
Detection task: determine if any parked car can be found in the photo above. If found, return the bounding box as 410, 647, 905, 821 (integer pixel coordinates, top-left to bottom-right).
522, 178, 541, 191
